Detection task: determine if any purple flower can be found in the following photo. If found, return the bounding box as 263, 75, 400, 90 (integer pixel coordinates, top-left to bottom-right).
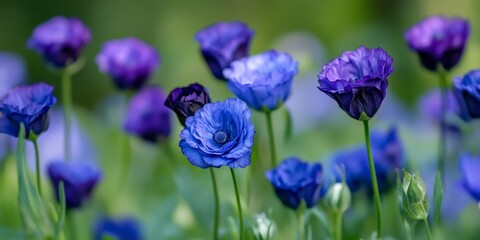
93, 216, 143, 240
124, 86, 171, 142
0, 83, 57, 139
419, 88, 470, 123
28, 16, 91, 68
459, 153, 480, 201
265, 157, 323, 209
224, 50, 298, 111
179, 98, 255, 169
164, 83, 211, 126
317, 46, 393, 120
47, 161, 102, 209
453, 70, 480, 120
405, 15, 470, 71
0, 52, 26, 98
96, 37, 160, 90
195, 21, 254, 80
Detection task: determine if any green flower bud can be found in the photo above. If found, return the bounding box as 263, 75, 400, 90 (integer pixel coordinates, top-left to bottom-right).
252, 213, 275, 240
401, 170, 429, 220
325, 182, 351, 213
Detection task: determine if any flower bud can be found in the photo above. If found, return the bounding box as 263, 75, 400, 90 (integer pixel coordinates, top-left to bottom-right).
401, 170, 429, 220
325, 182, 351, 213
251, 213, 275, 240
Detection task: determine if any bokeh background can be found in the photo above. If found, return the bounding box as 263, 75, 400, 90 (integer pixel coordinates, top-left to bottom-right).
1, 0, 480, 239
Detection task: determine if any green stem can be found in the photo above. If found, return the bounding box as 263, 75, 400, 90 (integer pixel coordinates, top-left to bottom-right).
67, 211, 77, 240
210, 168, 220, 240
297, 210, 305, 240
335, 212, 343, 240
230, 168, 243, 240
423, 219, 433, 240
33, 139, 41, 196
265, 111, 277, 168
363, 120, 382, 237
434, 70, 447, 226
120, 133, 131, 187
62, 69, 73, 162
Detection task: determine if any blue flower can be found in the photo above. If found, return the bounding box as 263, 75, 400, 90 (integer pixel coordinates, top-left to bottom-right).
47, 161, 102, 209
28, 16, 91, 68
96, 37, 160, 90
93, 216, 143, 240
0, 83, 57, 139
317, 46, 393, 120
224, 50, 298, 111
325, 127, 404, 193
453, 70, 480, 120
164, 83, 211, 126
124, 86, 171, 142
0, 52, 26, 98
179, 98, 255, 168
265, 157, 323, 209
419, 88, 470, 124
405, 15, 470, 71
459, 153, 480, 202
195, 21, 254, 80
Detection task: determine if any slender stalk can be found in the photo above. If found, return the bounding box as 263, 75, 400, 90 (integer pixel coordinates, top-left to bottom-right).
67, 211, 77, 240
62, 69, 73, 162
363, 120, 382, 237
335, 212, 343, 240
265, 111, 277, 168
33, 139, 42, 196
120, 133, 131, 187
209, 168, 220, 240
230, 168, 243, 240
434, 70, 447, 226
296, 210, 305, 240
423, 219, 433, 240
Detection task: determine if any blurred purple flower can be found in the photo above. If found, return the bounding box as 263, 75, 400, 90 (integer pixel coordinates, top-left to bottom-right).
96, 37, 160, 90
419, 88, 469, 123
28, 16, 91, 68
93, 216, 143, 240
405, 15, 470, 71
48, 161, 102, 209
453, 69, 480, 120
124, 86, 171, 142
0, 83, 56, 139
318, 46, 393, 120
224, 50, 298, 111
459, 153, 480, 202
265, 157, 323, 209
164, 83, 211, 126
195, 21, 254, 80
0, 52, 26, 98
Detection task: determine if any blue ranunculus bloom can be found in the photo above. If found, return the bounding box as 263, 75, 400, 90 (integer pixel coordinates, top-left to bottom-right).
459, 153, 480, 202
404, 15, 470, 71
164, 83, 211, 126
93, 216, 143, 240
124, 86, 171, 142
224, 50, 298, 111
265, 157, 323, 209
96, 37, 160, 90
326, 127, 404, 193
0, 83, 57, 139
179, 98, 255, 168
317, 46, 393, 121
453, 69, 480, 120
28, 16, 91, 68
195, 21, 254, 80
47, 161, 102, 209
0, 52, 26, 98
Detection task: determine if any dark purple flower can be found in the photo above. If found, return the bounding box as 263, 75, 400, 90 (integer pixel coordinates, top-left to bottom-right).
28, 16, 91, 68
0, 83, 56, 139
47, 161, 102, 209
405, 15, 470, 71
265, 157, 323, 210
124, 86, 171, 142
224, 50, 298, 111
93, 216, 143, 240
164, 83, 211, 126
0, 52, 26, 98
96, 37, 160, 90
195, 21, 254, 80
453, 70, 480, 120
317, 46, 393, 120
459, 153, 480, 202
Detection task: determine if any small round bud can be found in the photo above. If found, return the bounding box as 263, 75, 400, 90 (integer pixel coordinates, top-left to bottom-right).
325, 182, 351, 213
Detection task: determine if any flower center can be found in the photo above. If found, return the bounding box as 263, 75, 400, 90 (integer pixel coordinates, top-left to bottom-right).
214, 130, 228, 144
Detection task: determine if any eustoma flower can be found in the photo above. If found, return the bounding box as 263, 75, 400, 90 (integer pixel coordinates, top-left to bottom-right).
453, 70, 480, 119
124, 86, 171, 142
458, 153, 480, 202
96, 37, 160, 90
404, 15, 470, 71
165, 83, 211, 126
27, 16, 91, 68
93, 216, 143, 240
47, 161, 102, 209
195, 21, 254, 80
